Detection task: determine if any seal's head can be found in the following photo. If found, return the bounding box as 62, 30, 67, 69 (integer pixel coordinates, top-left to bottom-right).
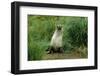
57, 24, 62, 31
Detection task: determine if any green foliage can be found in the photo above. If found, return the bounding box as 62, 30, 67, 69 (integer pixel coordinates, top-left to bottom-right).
28, 41, 47, 60
28, 15, 88, 60
66, 17, 88, 48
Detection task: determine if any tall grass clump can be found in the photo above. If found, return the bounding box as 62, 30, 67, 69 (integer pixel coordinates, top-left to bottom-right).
65, 17, 88, 57
28, 15, 57, 60
62, 17, 87, 50
67, 17, 88, 47
28, 41, 47, 60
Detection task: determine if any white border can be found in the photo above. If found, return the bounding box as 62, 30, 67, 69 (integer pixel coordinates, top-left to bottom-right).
20, 6, 95, 70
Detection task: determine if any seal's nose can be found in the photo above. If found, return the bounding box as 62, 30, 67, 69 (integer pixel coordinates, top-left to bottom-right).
58, 27, 61, 30
57, 26, 62, 30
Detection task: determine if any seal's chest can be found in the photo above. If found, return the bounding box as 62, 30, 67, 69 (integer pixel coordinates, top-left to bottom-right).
50, 30, 62, 47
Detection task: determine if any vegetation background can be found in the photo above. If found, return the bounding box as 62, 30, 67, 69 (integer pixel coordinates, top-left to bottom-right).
28, 15, 88, 61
